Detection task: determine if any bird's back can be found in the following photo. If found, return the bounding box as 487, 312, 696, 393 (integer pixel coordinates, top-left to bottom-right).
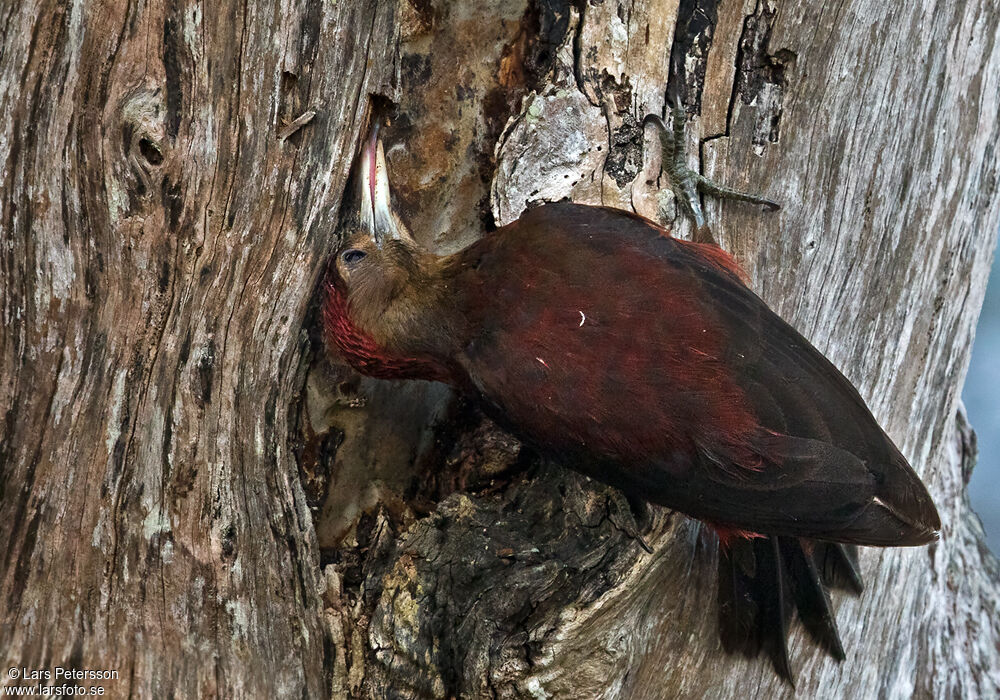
448, 202, 940, 546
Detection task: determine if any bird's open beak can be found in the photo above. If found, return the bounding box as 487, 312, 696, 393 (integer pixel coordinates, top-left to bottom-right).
357, 121, 412, 248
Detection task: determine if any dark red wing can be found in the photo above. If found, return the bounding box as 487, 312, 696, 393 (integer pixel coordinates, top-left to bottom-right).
451, 202, 939, 545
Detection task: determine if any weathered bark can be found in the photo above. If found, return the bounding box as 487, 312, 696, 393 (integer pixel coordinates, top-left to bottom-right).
0, 1, 399, 697
318, 1, 1000, 698
3, 1, 999, 700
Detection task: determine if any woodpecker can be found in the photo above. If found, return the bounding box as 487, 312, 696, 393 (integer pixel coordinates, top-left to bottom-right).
321, 110, 940, 682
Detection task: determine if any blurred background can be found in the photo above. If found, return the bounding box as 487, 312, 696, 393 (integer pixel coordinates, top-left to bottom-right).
966, 262, 999, 553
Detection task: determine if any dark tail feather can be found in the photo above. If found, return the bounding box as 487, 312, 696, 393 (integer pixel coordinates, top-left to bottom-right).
812, 541, 864, 595
780, 539, 845, 661
718, 536, 864, 684
718, 537, 795, 683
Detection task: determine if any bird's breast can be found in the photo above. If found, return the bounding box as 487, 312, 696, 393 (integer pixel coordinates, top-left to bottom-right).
322, 277, 452, 383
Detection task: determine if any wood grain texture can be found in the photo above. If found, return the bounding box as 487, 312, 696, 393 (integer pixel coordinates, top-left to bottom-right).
331, 0, 1000, 697
487, 0, 1000, 696
1, 0, 399, 696
305, 0, 557, 554
3, 0, 999, 698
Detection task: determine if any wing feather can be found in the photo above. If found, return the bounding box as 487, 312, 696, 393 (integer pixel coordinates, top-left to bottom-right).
451, 203, 939, 544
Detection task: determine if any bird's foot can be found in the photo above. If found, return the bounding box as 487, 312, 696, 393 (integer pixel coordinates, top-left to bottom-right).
643, 101, 779, 241
607, 488, 654, 554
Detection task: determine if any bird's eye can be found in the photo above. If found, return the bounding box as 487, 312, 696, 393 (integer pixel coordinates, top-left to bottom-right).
341, 249, 367, 265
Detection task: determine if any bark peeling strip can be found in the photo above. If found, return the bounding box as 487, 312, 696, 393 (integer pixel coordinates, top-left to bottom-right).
667, 0, 722, 111
729, 0, 795, 148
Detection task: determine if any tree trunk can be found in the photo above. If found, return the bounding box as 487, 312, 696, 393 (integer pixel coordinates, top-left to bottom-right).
3, 1, 999, 700
0, 1, 399, 697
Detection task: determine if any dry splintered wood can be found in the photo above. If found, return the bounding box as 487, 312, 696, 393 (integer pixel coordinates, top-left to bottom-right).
0, 1, 400, 697
2, 1, 1000, 699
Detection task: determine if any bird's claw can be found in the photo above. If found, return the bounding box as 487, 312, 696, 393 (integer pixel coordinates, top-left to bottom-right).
607, 488, 654, 554
643, 102, 780, 239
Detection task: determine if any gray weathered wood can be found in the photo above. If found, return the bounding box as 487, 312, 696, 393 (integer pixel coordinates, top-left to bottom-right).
323, 1, 1000, 698
3, 0, 999, 698
1, 1, 399, 697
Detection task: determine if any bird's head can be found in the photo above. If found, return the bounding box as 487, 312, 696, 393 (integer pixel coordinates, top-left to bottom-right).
323, 121, 455, 381
331, 122, 423, 308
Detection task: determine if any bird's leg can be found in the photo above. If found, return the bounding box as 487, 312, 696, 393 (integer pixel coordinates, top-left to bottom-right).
643, 101, 779, 241
607, 488, 654, 554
